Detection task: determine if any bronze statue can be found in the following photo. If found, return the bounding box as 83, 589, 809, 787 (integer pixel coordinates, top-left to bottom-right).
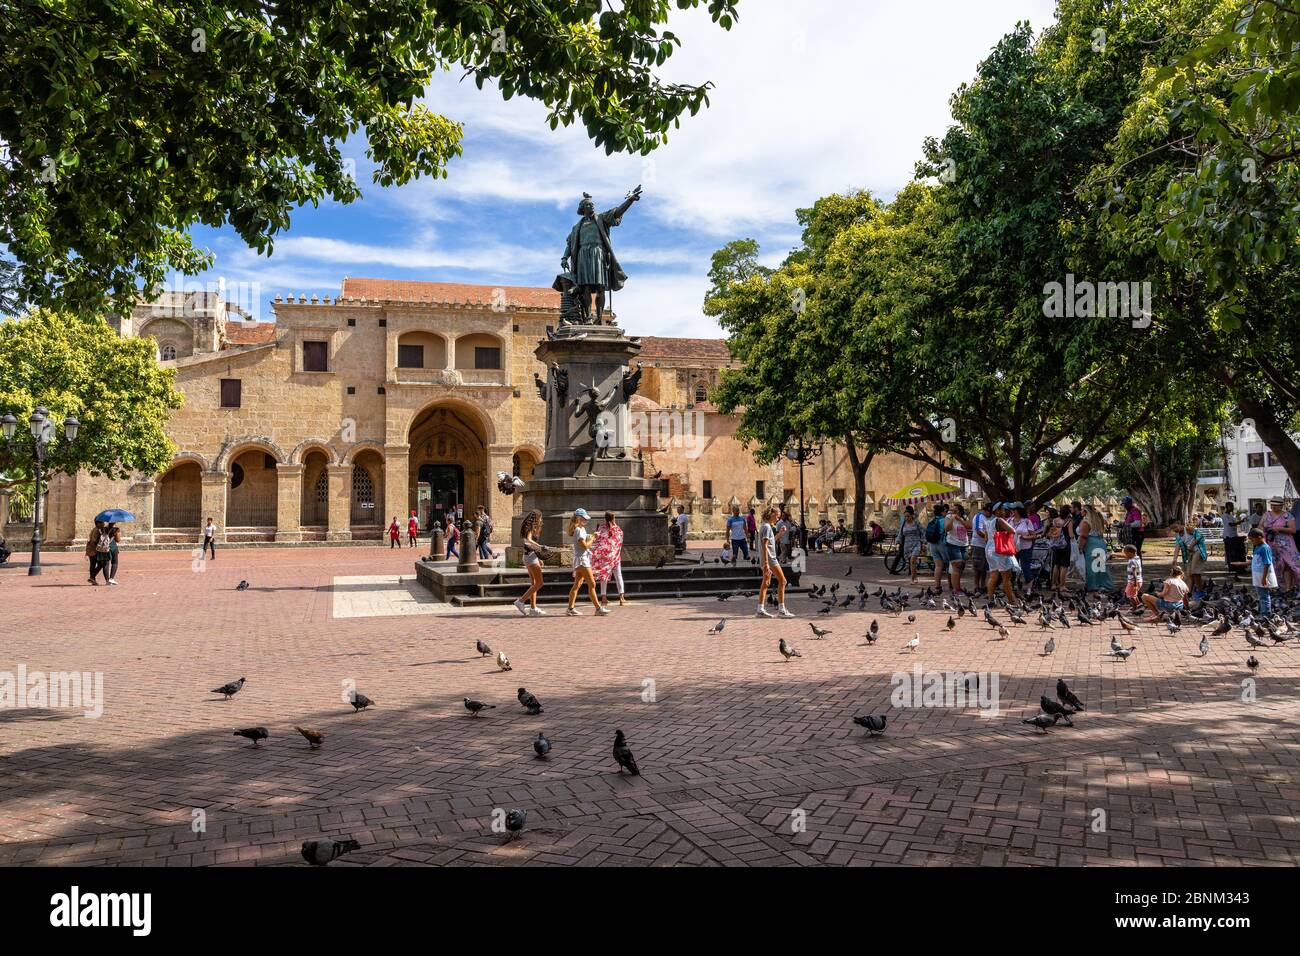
573, 381, 618, 476
561, 185, 642, 324
622, 362, 643, 399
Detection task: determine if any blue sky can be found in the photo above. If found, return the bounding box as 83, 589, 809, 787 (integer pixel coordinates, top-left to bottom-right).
189, 0, 1058, 337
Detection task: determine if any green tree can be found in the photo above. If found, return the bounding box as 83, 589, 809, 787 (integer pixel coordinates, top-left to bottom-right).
0, 0, 739, 315
0, 311, 182, 490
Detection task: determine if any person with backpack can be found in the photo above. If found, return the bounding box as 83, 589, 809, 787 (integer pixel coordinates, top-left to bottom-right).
444, 514, 460, 560
86, 519, 112, 585
105, 522, 122, 585
476, 506, 496, 560
925, 503, 950, 593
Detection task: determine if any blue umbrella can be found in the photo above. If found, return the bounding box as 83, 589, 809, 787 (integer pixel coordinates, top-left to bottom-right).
95, 509, 136, 523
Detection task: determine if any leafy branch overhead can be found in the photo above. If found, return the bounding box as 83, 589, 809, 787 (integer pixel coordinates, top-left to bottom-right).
0, 0, 739, 315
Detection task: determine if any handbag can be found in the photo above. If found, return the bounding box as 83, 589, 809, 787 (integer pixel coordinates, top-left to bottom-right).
993, 528, 1017, 556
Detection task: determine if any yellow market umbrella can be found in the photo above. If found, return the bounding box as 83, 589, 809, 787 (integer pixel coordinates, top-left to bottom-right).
880, 480, 960, 508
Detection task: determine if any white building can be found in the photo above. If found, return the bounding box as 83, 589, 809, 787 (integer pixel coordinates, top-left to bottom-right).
1200, 423, 1297, 511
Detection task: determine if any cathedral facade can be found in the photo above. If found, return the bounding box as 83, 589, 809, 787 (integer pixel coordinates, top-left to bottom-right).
37, 278, 932, 549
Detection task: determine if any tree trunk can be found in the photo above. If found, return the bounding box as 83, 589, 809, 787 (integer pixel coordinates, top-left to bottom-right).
1235, 394, 1300, 493
844, 434, 875, 533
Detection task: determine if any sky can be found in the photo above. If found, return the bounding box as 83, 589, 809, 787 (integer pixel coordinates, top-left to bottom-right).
189, 0, 1060, 337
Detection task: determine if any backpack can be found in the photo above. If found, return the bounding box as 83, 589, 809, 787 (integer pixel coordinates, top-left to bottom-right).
95, 529, 112, 553
924, 516, 943, 544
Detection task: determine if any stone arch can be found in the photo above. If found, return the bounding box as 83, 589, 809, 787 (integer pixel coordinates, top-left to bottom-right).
396, 329, 448, 369
342, 440, 386, 465
222, 440, 284, 527
289, 438, 339, 466
214, 435, 288, 473
403, 397, 497, 447
407, 400, 494, 526
155, 459, 203, 529
453, 331, 505, 370
167, 450, 210, 472
511, 442, 544, 516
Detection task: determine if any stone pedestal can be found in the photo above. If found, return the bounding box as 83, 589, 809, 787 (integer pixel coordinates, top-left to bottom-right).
509, 324, 671, 565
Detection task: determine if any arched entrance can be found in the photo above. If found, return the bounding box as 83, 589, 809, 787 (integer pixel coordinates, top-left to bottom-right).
155, 461, 202, 529
408, 402, 489, 530
226, 448, 279, 527
301, 449, 330, 529
350, 449, 384, 533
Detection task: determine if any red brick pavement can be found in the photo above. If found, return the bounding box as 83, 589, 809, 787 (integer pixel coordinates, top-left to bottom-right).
0, 544, 1297, 866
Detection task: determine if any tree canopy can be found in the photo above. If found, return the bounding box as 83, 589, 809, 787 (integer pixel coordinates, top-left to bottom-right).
0, 0, 739, 315
0, 310, 182, 489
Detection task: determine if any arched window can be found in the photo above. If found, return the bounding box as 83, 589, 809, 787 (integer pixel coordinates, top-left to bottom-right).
314, 470, 328, 504
694, 382, 708, 404
160, 343, 177, 361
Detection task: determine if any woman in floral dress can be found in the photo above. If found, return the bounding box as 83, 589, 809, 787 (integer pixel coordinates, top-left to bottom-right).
1262, 497, 1299, 593
589, 511, 627, 609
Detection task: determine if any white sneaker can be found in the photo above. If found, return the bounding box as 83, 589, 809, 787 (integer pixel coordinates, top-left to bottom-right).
756, 606, 774, 618
529, 607, 547, 616
513, 599, 528, 616
778, 606, 794, 618
567, 608, 582, 616
108, 579, 118, 586
597, 606, 611, 616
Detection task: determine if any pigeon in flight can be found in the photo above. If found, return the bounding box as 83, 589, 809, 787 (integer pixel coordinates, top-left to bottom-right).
235, 580, 250, 591
476, 639, 492, 657
852, 714, 887, 735
497, 650, 512, 672
808, 623, 832, 640
709, 619, 726, 634
301, 838, 360, 866
613, 729, 640, 775
211, 677, 245, 700
517, 687, 543, 715
533, 732, 551, 759
464, 697, 495, 716
294, 726, 324, 749
233, 727, 268, 747
1056, 679, 1084, 711
779, 638, 802, 661
349, 692, 375, 712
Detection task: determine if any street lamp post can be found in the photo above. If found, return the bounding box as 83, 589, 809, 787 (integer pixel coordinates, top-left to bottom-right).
1, 406, 80, 576
784, 437, 823, 553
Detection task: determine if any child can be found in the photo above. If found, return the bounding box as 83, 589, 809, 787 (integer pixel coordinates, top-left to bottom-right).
1249, 527, 1277, 616
1123, 544, 1142, 608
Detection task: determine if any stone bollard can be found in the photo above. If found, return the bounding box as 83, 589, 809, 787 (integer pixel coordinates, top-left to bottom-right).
458, 520, 478, 571
430, 525, 446, 560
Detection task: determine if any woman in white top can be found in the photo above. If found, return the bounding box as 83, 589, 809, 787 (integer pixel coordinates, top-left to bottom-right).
566, 509, 607, 616
756, 505, 794, 618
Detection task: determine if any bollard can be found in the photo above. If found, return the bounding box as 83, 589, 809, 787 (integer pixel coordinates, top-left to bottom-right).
458, 520, 478, 571
431, 525, 446, 560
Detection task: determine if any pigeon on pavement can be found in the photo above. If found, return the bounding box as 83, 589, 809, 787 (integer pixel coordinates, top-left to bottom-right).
497, 650, 512, 672
779, 638, 802, 661
852, 714, 887, 735
808, 623, 832, 639
294, 726, 323, 749
233, 727, 268, 747
235, 580, 250, 591
301, 838, 360, 866
464, 697, 495, 716
476, 639, 493, 657
349, 692, 375, 712
1023, 713, 1060, 733
1056, 679, 1084, 711
212, 677, 245, 700
709, 619, 726, 634
613, 729, 640, 775
517, 687, 543, 715
504, 809, 527, 839
533, 732, 551, 758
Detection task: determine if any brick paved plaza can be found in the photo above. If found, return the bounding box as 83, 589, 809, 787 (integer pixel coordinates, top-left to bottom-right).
1, 544, 1298, 867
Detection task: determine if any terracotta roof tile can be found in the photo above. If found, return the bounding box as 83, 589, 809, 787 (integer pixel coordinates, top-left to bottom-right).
340, 277, 560, 309
225, 322, 276, 346
637, 336, 733, 364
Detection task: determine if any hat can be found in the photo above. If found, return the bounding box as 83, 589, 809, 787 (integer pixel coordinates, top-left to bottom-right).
574, 508, 590, 519
1008, 501, 1024, 511
1122, 496, 1133, 506
1269, 496, 1284, 505
981, 501, 994, 511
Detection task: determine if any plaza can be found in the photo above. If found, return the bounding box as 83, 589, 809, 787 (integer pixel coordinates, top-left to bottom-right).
1, 543, 1296, 867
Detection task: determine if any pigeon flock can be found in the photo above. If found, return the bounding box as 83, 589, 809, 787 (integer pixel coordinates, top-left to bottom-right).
215, 566, 1295, 864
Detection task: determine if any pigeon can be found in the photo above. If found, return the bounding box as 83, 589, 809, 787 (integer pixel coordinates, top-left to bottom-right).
1247, 655, 1260, 672
1043, 636, 1056, 656
497, 650, 512, 672
1245, 631, 1267, 649
1040, 695, 1075, 725
1056, 679, 1084, 711
808, 623, 832, 640
476, 639, 492, 657
779, 638, 801, 661
994, 625, 1009, 641
301, 838, 360, 866
349, 692, 375, 712
709, 619, 726, 634
852, 714, 887, 735
862, 630, 878, 646
1023, 713, 1059, 733
294, 726, 323, 749
818, 605, 832, 616
504, 809, 527, 839
905, 633, 920, 653
844, 566, 853, 577
464, 697, 495, 716
1117, 615, 1138, 633
533, 732, 551, 758
869, 619, 879, 637
517, 687, 543, 715
1166, 618, 1181, 635
233, 727, 268, 747
654, 556, 667, 569
946, 616, 956, 632
717, 592, 732, 602
235, 580, 250, 591
839, 595, 854, 608
1198, 635, 1210, 657
1209, 617, 1231, 636
211, 677, 245, 700
1111, 645, 1136, 661
613, 729, 640, 775
907, 613, 916, 624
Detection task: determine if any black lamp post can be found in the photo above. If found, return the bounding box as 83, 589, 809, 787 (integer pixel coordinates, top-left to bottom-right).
784, 437, 823, 553
1, 406, 80, 575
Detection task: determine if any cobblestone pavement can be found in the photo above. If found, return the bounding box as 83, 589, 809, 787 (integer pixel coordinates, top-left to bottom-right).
0, 543, 1297, 866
